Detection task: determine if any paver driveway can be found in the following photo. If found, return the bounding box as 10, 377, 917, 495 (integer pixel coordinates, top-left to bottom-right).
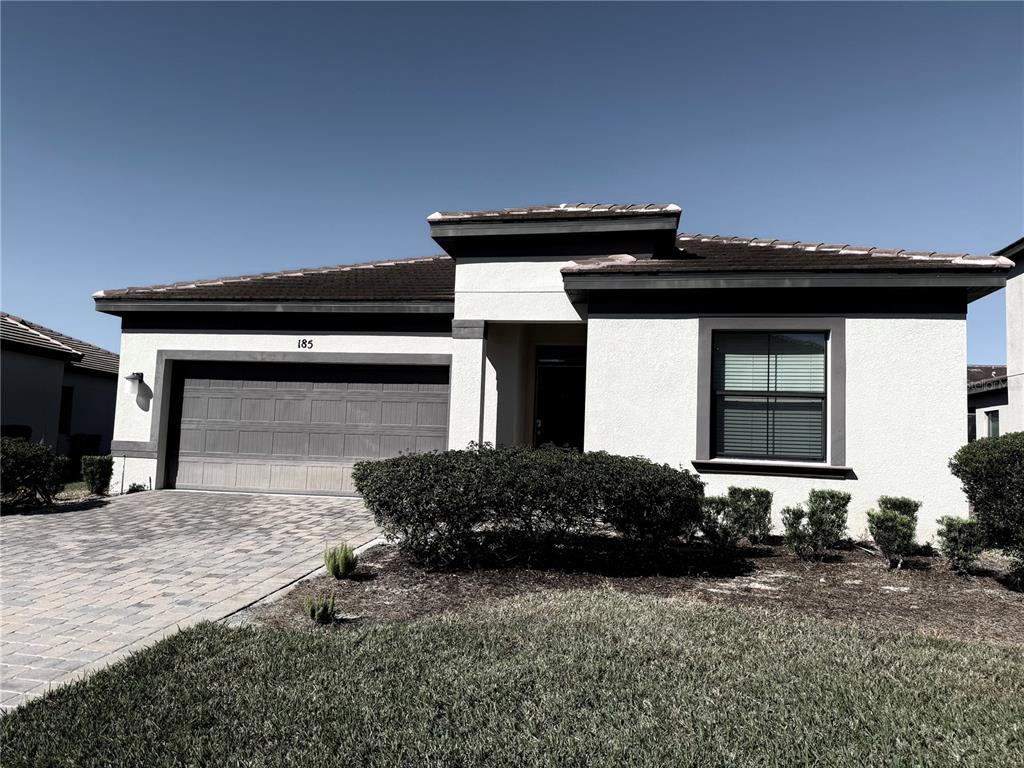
0, 490, 379, 710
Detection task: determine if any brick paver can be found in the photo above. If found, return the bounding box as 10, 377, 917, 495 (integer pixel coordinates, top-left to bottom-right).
0, 490, 379, 710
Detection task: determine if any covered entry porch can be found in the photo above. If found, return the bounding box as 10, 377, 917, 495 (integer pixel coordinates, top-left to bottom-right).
448, 321, 587, 451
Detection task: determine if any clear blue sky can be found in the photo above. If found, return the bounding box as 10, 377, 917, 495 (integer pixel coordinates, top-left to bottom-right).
2, 2, 1021, 359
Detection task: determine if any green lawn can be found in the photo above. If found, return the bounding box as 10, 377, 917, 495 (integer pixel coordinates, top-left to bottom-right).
3, 591, 1022, 767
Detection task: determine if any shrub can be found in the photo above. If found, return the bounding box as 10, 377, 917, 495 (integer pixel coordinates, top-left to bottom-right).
949, 432, 1024, 559
126, 483, 147, 494
353, 445, 704, 567
590, 452, 704, 545
81, 455, 114, 496
0, 437, 66, 506
325, 543, 358, 579
877, 496, 922, 523
868, 508, 916, 569
726, 486, 773, 543
700, 496, 739, 552
303, 595, 335, 625
936, 516, 984, 574
783, 490, 851, 559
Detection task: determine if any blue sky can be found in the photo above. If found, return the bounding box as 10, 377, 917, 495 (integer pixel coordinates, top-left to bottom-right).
2, 1, 1021, 359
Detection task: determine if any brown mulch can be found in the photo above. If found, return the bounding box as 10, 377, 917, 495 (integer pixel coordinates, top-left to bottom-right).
243, 540, 1024, 646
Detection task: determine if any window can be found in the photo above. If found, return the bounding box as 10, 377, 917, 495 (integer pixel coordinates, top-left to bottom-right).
712, 331, 827, 462
987, 410, 1000, 439
58, 386, 74, 434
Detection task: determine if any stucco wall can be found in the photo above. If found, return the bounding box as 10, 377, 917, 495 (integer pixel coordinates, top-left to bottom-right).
0, 349, 65, 446
454, 257, 585, 321
111, 330, 453, 492
585, 314, 967, 541
1006, 266, 1023, 433
62, 369, 117, 454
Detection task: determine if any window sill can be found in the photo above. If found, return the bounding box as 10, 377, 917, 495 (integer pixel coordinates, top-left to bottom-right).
691, 459, 855, 480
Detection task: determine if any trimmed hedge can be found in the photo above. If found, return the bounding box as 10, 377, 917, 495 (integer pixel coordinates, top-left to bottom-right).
0, 437, 66, 506
783, 489, 851, 559
937, 516, 983, 574
868, 507, 916, 569
949, 432, 1024, 556
700, 487, 774, 551
81, 455, 114, 496
353, 445, 704, 566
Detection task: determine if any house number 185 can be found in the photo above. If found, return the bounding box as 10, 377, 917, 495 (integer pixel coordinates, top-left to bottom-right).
297, 338, 314, 349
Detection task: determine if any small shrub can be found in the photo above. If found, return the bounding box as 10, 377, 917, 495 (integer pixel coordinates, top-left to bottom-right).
0, 437, 66, 506
303, 595, 335, 625
868, 508, 916, 569
700, 496, 739, 552
877, 495, 922, 523
936, 516, 983, 574
590, 452, 704, 546
81, 455, 114, 496
325, 543, 358, 579
783, 490, 851, 559
726, 486, 773, 543
949, 433, 1024, 562
126, 483, 147, 494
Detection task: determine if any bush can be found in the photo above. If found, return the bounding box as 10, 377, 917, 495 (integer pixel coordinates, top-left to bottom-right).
0, 437, 66, 506
126, 483, 147, 494
936, 516, 984, 574
877, 496, 921, 523
782, 490, 851, 559
700, 496, 739, 552
353, 445, 704, 567
325, 543, 358, 579
726, 486, 773, 543
868, 508, 916, 569
303, 595, 335, 625
589, 452, 704, 545
949, 432, 1024, 559
81, 455, 114, 496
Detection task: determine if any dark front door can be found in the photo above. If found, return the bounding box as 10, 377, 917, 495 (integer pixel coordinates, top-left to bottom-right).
533, 346, 586, 450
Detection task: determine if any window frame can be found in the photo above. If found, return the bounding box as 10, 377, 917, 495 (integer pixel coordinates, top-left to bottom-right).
710, 330, 829, 463
694, 317, 847, 477
987, 409, 1000, 439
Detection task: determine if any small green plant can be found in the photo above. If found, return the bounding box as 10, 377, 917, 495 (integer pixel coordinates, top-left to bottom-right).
303, 594, 335, 625
126, 482, 147, 494
877, 496, 922, 523
726, 486, 773, 543
700, 496, 739, 552
325, 543, 358, 579
868, 507, 916, 569
936, 516, 984, 574
81, 455, 114, 495
783, 490, 851, 559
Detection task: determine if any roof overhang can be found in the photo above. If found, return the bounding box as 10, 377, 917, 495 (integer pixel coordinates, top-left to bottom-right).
94, 299, 455, 316
968, 377, 1009, 394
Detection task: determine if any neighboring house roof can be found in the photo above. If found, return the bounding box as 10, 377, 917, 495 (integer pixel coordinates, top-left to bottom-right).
93, 255, 455, 304
427, 203, 680, 223
0, 313, 119, 375
562, 234, 1015, 275
967, 364, 1008, 393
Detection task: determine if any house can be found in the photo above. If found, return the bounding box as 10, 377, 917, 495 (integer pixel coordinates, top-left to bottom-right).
0, 313, 120, 462
967, 365, 1007, 441
94, 203, 1015, 537
995, 236, 1024, 434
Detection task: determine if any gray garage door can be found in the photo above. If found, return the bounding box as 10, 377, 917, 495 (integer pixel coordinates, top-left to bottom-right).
167, 362, 449, 494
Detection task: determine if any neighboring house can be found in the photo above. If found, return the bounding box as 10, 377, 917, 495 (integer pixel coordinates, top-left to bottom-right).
967, 365, 1008, 441
94, 203, 1014, 537
994, 236, 1024, 434
0, 313, 120, 462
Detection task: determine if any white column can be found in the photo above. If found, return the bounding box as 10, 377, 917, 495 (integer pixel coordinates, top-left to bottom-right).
1006, 265, 1024, 433
448, 321, 487, 449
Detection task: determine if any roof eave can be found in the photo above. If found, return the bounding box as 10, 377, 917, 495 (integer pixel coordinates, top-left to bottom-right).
94, 298, 456, 315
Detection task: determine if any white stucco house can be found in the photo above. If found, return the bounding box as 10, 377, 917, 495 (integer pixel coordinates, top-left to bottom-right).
995, 236, 1024, 435
94, 203, 1017, 539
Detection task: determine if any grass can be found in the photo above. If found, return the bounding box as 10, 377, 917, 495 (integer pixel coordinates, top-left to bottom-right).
3, 591, 1023, 767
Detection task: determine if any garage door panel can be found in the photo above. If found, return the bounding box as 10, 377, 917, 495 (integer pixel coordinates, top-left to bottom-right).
170, 362, 448, 495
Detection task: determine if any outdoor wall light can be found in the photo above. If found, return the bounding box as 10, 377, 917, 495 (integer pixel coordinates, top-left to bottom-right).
122, 371, 144, 394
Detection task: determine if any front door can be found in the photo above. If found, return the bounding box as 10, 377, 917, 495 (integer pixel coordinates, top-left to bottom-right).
533, 346, 586, 450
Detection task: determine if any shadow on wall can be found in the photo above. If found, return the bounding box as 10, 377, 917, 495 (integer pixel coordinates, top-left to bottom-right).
135, 381, 153, 412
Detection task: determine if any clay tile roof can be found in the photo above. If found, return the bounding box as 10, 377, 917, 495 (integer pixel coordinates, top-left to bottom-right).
427, 202, 681, 223
0, 313, 119, 375
562, 232, 1015, 274
94, 255, 456, 304
967, 364, 1008, 389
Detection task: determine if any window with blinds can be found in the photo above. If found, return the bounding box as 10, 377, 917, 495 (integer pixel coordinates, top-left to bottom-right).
712, 331, 827, 461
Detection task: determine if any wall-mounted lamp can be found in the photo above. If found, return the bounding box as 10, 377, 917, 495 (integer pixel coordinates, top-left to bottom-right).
122, 371, 144, 395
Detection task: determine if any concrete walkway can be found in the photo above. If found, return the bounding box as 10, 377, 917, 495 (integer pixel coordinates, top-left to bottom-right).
0, 490, 379, 710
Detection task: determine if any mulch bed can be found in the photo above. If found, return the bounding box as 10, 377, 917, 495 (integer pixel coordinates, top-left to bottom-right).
243, 539, 1024, 646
